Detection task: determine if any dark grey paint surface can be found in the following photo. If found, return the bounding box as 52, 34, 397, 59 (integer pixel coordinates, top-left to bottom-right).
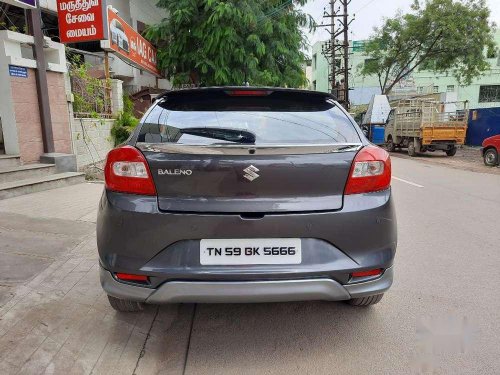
96, 189, 396, 287
146, 151, 357, 212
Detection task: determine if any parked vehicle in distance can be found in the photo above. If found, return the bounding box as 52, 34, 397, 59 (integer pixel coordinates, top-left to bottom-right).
384, 96, 468, 157
97, 87, 397, 312
361, 94, 392, 146
482, 134, 500, 166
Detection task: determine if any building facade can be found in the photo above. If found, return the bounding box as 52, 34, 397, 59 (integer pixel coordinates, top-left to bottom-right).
310, 30, 500, 109
36, 0, 171, 93
0, 0, 169, 165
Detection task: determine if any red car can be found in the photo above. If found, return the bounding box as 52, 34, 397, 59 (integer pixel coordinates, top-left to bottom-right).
482, 135, 500, 166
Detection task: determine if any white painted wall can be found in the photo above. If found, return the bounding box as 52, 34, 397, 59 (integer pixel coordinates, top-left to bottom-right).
71, 118, 115, 168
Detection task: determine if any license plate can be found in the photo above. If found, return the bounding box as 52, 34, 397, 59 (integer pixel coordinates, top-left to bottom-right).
200, 239, 302, 265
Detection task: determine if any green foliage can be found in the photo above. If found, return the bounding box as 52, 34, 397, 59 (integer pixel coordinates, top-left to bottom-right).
69, 55, 109, 115
123, 93, 135, 114
360, 0, 496, 94
111, 96, 139, 145
145, 0, 314, 87
0, 21, 19, 33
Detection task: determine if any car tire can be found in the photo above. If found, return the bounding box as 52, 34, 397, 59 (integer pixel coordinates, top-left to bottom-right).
107, 295, 144, 312
408, 141, 417, 157
446, 147, 457, 157
347, 294, 384, 306
484, 148, 498, 166
386, 137, 395, 152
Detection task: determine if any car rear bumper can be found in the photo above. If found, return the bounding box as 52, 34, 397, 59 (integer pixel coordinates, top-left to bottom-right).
100, 265, 393, 303
97, 189, 397, 282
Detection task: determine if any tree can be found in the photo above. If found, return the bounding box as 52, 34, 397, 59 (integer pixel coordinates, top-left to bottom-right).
145, 0, 314, 87
360, 0, 496, 94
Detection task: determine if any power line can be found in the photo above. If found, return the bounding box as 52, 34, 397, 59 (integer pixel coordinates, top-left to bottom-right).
354, 0, 378, 14
257, 0, 293, 24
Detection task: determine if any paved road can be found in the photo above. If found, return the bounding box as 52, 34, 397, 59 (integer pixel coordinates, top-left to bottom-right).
0, 157, 499, 374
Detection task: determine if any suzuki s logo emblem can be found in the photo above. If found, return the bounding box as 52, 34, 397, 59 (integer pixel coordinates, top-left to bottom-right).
243, 165, 260, 181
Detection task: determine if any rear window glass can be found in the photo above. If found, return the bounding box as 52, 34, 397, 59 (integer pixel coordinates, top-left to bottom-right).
137, 92, 360, 145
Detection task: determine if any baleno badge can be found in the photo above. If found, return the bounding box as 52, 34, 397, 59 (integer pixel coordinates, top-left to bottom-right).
243, 165, 260, 181
158, 169, 193, 176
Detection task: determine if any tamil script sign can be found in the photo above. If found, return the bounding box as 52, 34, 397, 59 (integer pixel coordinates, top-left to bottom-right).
2, 0, 37, 9
56, 0, 107, 44
101, 7, 160, 76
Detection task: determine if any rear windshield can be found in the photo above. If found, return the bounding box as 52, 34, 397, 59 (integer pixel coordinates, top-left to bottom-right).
137, 91, 361, 145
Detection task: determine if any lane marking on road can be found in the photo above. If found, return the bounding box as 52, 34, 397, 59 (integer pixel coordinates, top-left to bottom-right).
392, 176, 424, 188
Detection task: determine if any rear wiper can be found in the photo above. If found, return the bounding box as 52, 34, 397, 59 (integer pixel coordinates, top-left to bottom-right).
181, 127, 256, 144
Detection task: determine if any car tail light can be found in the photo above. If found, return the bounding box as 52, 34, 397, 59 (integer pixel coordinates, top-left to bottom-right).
115, 273, 149, 283
104, 146, 156, 196
351, 269, 383, 278
345, 145, 391, 195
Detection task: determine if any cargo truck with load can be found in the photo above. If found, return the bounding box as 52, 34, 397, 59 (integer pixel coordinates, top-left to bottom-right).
384, 96, 468, 157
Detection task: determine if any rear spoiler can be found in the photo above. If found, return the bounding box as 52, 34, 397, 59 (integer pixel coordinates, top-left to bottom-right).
156, 87, 336, 101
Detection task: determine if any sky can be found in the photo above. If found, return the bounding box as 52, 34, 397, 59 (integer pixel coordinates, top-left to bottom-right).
301, 0, 500, 47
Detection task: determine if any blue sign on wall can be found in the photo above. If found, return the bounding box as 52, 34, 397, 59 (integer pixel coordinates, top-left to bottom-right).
8, 65, 28, 78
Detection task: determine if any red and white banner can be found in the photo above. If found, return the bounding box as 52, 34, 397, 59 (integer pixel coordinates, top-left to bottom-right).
102, 8, 160, 76
56, 0, 107, 44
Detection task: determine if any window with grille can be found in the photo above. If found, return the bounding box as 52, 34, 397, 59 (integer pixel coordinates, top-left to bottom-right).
433, 86, 439, 93
479, 85, 500, 103
446, 85, 455, 92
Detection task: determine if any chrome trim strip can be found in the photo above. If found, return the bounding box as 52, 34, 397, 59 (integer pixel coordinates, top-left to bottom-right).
136, 142, 362, 155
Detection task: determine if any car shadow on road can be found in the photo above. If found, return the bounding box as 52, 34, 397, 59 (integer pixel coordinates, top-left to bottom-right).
177, 300, 386, 373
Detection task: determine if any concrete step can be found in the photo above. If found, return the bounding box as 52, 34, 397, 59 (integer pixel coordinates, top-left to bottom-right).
0, 172, 86, 200
0, 155, 21, 168
0, 163, 56, 183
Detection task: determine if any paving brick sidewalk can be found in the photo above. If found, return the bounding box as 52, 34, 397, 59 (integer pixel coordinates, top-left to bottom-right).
0, 184, 191, 374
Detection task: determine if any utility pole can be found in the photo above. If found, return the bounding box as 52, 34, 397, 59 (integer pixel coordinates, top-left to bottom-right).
26, 5, 55, 153
320, 0, 353, 110
104, 51, 112, 114
329, 0, 336, 93
342, 0, 350, 108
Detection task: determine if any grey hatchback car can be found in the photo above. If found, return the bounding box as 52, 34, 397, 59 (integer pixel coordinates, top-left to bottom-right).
97, 87, 397, 312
